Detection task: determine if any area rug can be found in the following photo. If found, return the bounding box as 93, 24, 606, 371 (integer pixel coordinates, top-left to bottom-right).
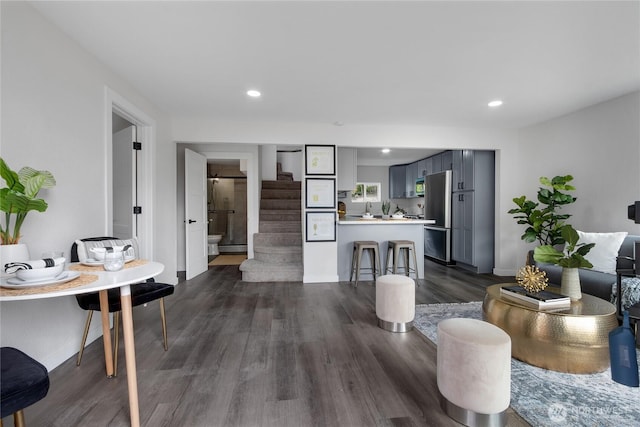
414, 302, 640, 427
208, 254, 247, 266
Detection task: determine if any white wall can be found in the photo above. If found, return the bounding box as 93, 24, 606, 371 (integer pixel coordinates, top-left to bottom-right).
0, 2, 177, 369
512, 92, 640, 266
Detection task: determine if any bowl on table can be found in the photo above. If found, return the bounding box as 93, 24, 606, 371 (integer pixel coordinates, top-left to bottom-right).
391, 213, 404, 219
16, 263, 64, 281
89, 245, 130, 261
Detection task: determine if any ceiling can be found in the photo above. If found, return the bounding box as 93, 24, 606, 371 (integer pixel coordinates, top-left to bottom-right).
30, 1, 639, 162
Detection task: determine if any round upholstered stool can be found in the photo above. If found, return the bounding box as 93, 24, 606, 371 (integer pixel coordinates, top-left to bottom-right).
437, 318, 511, 427
375, 274, 415, 332
385, 240, 418, 279
1, 347, 50, 427
350, 241, 382, 287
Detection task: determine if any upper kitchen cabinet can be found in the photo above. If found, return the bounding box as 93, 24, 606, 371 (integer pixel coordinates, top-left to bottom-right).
405, 162, 418, 198
440, 151, 453, 171
389, 164, 407, 199
452, 150, 494, 192
417, 159, 427, 177
452, 150, 476, 191
337, 147, 357, 191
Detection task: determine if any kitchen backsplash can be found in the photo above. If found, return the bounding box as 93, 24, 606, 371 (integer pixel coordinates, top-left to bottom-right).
341, 197, 425, 216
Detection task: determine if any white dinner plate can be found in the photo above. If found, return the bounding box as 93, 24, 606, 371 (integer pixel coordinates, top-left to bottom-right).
81, 256, 136, 266
3, 271, 81, 288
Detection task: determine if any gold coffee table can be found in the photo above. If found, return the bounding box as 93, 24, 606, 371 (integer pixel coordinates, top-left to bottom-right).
483, 284, 618, 374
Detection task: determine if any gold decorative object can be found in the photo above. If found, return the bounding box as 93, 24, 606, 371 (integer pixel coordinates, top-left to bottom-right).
483, 284, 618, 374
516, 265, 548, 293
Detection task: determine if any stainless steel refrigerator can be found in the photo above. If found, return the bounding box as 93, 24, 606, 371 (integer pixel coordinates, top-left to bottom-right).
423, 170, 452, 263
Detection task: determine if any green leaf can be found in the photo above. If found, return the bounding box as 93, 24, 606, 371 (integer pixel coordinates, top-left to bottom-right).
533, 245, 564, 264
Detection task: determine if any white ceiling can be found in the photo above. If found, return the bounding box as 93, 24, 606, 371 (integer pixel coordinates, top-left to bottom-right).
30, 1, 639, 159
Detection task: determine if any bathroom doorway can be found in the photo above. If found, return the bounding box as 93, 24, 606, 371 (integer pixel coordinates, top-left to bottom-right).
207, 160, 248, 254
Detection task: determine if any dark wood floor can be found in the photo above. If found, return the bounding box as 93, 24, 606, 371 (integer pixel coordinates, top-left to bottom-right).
12, 259, 528, 427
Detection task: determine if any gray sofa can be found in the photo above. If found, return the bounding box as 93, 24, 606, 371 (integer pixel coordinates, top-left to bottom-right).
527, 234, 640, 301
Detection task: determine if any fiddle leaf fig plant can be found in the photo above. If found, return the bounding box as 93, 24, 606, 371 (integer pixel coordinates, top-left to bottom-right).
0, 157, 56, 245
533, 225, 594, 268
509, 175, 577, 246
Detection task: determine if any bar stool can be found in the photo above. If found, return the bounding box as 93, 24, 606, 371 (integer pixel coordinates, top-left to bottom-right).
350, 241, 382, 287
385, 240, 419, 279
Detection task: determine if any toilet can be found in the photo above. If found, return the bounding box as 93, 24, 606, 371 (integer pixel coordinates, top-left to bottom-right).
208, 235, 222, 255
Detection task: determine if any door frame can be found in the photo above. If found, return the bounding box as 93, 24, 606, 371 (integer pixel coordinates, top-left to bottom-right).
104, 87, 155, 260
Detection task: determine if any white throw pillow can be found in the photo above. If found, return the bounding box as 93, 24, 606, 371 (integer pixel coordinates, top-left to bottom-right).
575, 230, 628, 274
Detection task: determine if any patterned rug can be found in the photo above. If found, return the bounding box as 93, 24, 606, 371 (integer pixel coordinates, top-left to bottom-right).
414, 302, 640, 427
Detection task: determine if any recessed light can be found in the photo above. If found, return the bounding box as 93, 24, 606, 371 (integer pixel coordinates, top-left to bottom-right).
382, 148, 391, 154
333, 121, 344, 127
247, 90, 261, 98
488, 100, 503, 107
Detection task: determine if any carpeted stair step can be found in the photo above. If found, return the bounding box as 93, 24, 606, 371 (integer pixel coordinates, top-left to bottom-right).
259, 221, 301, 233
262, 180, 301, 190
260, 199, 301, 210
239, 259, 303, 282
259, 210, 301, 222
253, 232, 302, 246
253, 244, 302, 263
261, 188, 301, 200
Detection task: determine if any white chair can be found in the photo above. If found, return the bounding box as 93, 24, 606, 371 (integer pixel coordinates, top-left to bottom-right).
375, 274, 415, 332
437, 318, 511, 427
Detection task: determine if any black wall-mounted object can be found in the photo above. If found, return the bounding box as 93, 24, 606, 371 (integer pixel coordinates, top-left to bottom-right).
628, 201, 640, 223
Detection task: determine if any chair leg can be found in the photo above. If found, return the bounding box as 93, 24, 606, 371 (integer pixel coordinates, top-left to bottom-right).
411, 245, 419, 280
77, 310, 94, 366
14, 409, 25, 427
160, 298, 169, 351
113, 311, 120, 377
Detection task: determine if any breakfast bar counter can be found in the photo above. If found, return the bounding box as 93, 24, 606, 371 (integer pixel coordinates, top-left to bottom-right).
337, 218, 434, 281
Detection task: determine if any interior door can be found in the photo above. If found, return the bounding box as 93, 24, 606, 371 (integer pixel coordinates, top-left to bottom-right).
113, 125, 135, 239
185, 149, 208, 279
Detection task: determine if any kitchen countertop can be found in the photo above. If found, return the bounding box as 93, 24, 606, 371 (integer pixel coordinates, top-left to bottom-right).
338, 217, 435, 225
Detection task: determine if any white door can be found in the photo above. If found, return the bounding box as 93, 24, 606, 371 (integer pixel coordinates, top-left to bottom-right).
185, 149, 208, 279
113, 126, 135, 239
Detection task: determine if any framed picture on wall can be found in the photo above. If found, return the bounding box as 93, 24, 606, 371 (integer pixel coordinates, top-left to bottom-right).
306, 211, 336, 242
305, 145, 335, 175
305, 178, 336, 209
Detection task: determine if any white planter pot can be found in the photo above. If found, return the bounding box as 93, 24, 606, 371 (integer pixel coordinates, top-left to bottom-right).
561, 267, 582, 301
0, 243, 31, 265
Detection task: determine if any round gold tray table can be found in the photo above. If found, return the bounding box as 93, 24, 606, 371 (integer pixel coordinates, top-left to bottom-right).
482, 283, 618, 374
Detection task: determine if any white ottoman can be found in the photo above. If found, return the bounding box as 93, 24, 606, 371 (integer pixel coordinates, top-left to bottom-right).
437, 318, 511, 427
375, 274, 415, 332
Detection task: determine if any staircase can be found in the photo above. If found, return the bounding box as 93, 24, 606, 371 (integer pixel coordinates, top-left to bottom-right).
239, 180, 303, 282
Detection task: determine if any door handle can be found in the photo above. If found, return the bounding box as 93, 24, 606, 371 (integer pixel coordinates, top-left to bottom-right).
188, 219, 196, 224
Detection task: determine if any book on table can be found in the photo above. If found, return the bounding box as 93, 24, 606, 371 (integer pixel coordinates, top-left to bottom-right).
500, 285, 571, 310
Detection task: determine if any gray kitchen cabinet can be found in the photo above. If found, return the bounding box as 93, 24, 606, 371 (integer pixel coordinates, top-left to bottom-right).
417, 159, 427, 177
450, 150, 495, 273
452, 192, 474, 264
405, 162, 418, 198
337, 147, 357, 191
430, 154, 443, 174
452, 150, 475, 191
389, 164, 407, 199
440, 151, 453, 171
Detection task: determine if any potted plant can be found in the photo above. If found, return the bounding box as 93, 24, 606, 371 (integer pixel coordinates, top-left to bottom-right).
509, 175, 577, 246
0, 157, 56, 262
533, 224, 595, 300
381, 201, 391, 219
